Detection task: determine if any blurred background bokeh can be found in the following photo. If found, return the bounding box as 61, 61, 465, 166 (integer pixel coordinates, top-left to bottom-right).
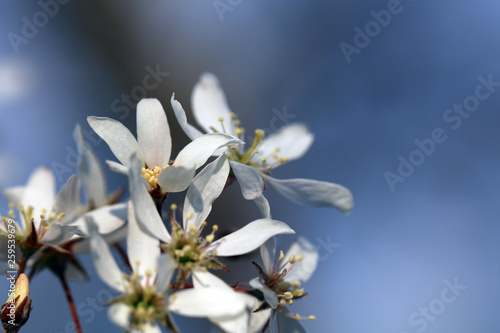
1, 0, 500, 332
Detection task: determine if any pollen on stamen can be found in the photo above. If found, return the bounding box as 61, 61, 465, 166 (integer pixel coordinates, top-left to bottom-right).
218, 116, 224, 122
170, 204, 177, 211
278, 250, 285, 261
235, 128, 244, 136
229, 112, 236, 118
308, 315, 316, 320
186, 212, 193, 220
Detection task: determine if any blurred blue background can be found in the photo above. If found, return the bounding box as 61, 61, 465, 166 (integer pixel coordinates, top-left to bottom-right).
1, 0, 500, 332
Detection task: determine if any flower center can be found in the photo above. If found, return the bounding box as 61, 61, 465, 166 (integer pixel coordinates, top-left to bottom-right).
218, 114, 289, 171
141, 165, 168, 189
161, 207, 226, 288
256, 250, 316, 321
111, 270, 167, 331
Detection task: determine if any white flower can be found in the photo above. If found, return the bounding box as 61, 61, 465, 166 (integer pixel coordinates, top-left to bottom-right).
0, 167, 126, 276
87, 201, 256, 333
127, 152, 295, 287
87, 98, 242, 197
171, 73, 353, 218
248, 237, 319, 333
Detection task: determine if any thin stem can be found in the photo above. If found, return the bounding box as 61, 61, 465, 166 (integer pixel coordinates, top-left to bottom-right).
58, 275, 82, 333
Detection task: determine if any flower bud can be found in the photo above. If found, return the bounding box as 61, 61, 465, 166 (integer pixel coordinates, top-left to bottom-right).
1, 274, 32, 333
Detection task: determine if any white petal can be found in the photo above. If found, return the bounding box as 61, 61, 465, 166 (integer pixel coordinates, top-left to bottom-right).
211, 219, 294, 257
3, 186, 24, 206
171, 93, 204, 140
70, 203, 127, 236
106, 160, 129, 174
256, 123, 314, 163
74, 124, 107, 207
260, 237, 276, 274
173, 132, 242, 170
276, 308, 308, 333
210, 294, 258, 333
249, 308, 272, 333
136, 98, 172, 168
21, 167, 56, 228
87, 116, 144, 166
191, 72, 235, 135
108, 304, 131, 329
283, 236, 319, 284
156, 254, 177, 292
128, 154, 171, 243
87, 216, 125, 292
142, 323, 163, 333
53, 174, 81, 223
264, 175, 354, 214
254, 194, 271, 219
156, 165, 196, 193
39, 222, 86, 245
249, 277, 279, 309
127, 201, 159, 286
229, 161, 263, 200
183, 155, 229, 230
169, 288, 247, 318
192, 270, 231, 290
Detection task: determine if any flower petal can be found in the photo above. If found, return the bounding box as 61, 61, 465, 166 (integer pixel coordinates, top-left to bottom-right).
156, 165, 196, 193
249, 277, 279, 309
260, 237, 276, 274
127, 200, 159, 286
254, 194, 271, 219
173, 132, 242, 170
3, 186, 24, 206
249, 308, 272, 333
156, 254, 176, 292
283, 236, 319, 284
87, 116, 144, 166
192, 270, 231, 290
183, 154, 229, 230
136, 98, 172, 168
211, 219, 294, 257
39, 222, 86, 245
169, 288, 247, 318
21, 167, 56, 228
108, 304, 131, 330
74, 124, 107, 207
264, 175, 353, 214
276, 308, 308, 333
191, 72, 235, 136
70, 203, 127, 236
87, 216, 125, 292
106, 160, 129, 174
171, 93, 204, 140
229, 161, 263, 200
256, 123, 314, 163
128, 154, 171, 243
53, 174, 81, 223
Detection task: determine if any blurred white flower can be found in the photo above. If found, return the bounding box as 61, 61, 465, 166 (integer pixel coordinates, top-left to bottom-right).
0, 167, 126, 277
87, 98, 242, 198
0, 59, 33, 107
171, 73, 353, 218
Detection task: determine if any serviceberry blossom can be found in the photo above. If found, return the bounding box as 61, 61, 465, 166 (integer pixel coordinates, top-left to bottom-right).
171, 73, 353, 218
127, 152, 295, 287
88, 201, 257, 333
87, 98, 242, 198
1, 167, 126, 277
249, 237, 319, 333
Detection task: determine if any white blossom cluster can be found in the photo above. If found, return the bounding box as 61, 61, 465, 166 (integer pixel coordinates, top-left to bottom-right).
0, 73, 353, 333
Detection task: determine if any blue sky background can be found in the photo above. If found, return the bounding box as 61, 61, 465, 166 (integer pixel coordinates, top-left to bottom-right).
1, 1, 500, 332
